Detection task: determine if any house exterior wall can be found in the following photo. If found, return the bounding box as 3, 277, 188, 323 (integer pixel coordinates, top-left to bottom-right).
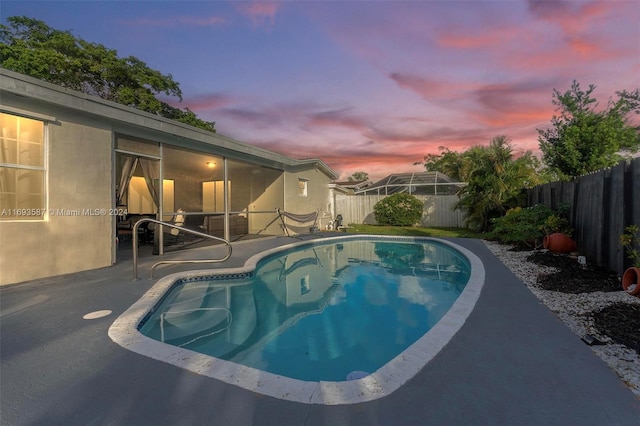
1, 70, 338, 285
247, 173, 284, 235
284, 169, 333, 231
0, 101, 114, 285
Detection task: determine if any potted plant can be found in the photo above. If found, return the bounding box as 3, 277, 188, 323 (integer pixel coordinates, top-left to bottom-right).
620, 225, 640, 297
542, 213, 576, 253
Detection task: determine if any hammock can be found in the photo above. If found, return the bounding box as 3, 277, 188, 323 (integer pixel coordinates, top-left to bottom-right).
276, 208, 319, 237
278, 248, 323, 280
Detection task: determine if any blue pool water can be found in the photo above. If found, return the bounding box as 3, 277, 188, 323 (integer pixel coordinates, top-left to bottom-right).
138, 239, 471, 382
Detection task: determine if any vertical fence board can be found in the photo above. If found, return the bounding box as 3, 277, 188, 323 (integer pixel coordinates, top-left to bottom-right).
574, 173, 604, 263
526, 157, 640, 276
628, 160, 640, 270
335, 194, 465, 228
605, 163, 626, 274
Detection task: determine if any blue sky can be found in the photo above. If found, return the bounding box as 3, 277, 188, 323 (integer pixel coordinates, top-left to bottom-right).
2, 1, 639, 180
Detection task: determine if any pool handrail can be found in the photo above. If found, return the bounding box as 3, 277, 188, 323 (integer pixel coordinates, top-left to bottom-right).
132, 218, 232, 280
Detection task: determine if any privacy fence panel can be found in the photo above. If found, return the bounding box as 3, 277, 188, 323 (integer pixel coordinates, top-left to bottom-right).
574, 171, 605, 265
526, 158, 640, 276
604, 164, 626, 274
335, 194, 465, 228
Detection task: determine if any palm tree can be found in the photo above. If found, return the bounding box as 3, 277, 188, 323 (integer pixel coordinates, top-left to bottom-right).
455, 136, 540, 231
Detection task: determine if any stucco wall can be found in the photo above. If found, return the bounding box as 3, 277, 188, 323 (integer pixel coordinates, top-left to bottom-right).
248, 173, 284, 234
1, 70, 338, 284
284, 169, 333, 231
0, 108, 113, 285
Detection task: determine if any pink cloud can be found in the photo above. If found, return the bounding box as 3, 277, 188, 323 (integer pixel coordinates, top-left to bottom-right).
255, 124, 487, 167
281, 146, 427, 181
567, 38, 600, 56
301, 107, 493, 157
521, 0, 628, 64
469, 108, 551, 128
325, 153, 422, 173
432, 2, 629, 74
389, 74, 458, 100
387, 74, 556, 130
372, 124, 493, 146
528, 0, 611, 35
502, 42, 619, 72
212, 95, 533, 179
437, 26, 521, 50
216, 103, 374, 137
236, 2, 280, 28
469, 81, 553, 128
306, 109, 369, 132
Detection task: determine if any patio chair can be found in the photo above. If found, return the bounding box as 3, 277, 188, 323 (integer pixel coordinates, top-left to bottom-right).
167, 209, 186, 243
170, 209, 186, 234
147, 209, 186, 245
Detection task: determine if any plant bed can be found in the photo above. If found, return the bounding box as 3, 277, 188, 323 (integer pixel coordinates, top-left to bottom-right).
485, 240, 640, 395
526, 251, 620, 293
507, 244, 536, 252
593, 303, 640, 353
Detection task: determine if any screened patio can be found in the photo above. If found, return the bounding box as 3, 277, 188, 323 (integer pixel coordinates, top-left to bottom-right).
354, 172, 466, 196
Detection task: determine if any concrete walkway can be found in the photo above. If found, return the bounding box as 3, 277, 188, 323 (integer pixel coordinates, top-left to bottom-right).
1, 236, 639, 425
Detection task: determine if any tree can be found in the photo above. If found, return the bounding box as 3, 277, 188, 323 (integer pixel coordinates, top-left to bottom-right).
538, 80, 640, 179
422, 146, 470, 181
348, 171, 369, 182
423, 136, 541, 232
0, 16, 216, 132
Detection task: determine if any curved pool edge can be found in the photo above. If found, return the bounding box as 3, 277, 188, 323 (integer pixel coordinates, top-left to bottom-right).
108, 236, 485, 405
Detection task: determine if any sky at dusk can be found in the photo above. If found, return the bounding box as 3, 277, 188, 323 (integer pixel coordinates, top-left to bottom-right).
2, 1, 639, 180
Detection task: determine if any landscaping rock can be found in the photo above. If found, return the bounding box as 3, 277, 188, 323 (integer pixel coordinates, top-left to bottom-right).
484, 240, 640, 397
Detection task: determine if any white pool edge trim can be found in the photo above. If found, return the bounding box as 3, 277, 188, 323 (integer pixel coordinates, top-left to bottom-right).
108, 236, 485, 405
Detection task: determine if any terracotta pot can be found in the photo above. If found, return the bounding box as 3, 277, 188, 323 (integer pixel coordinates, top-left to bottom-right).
621, 267, 640, 296
543, 233, 577, 253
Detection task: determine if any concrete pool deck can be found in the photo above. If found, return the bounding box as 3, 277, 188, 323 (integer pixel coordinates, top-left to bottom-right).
1, 236, 639, 425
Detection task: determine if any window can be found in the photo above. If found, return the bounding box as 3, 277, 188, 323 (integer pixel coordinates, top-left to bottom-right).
300, 275, 310, 295
298, 178, 308, 197
203, 180, 231, 213
0, 112, 46, 220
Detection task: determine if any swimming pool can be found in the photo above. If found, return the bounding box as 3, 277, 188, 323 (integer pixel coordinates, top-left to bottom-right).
109, 236, 485, 405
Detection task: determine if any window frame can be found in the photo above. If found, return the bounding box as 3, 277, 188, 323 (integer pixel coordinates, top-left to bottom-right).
0, 109, 49, 221
298, 178, 308, 197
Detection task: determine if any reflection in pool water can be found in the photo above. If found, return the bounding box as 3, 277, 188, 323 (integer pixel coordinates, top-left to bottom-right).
139, 239, 470, 382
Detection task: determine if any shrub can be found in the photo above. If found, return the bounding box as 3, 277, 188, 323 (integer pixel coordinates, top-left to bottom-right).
373, 193, 423, 226
489, 204, 572, 249
620, 225, 640, 267
541, 213, 573, 236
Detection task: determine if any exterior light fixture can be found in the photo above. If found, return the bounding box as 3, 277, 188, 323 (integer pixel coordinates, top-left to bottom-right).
206, 161, 216, 168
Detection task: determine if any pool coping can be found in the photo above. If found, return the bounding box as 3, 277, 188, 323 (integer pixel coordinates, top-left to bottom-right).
108, 235, 485, 405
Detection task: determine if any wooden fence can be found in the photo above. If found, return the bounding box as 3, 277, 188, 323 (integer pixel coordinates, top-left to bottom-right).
335, 194, 465, 228
526, 157, 640, 276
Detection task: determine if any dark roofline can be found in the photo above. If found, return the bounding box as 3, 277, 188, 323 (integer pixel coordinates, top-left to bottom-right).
0, 68, 338, 179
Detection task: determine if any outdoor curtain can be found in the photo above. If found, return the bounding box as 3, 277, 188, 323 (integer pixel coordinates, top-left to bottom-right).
117, 156, 159, 211
139, 158, 159, 210
117, 156, 138, 206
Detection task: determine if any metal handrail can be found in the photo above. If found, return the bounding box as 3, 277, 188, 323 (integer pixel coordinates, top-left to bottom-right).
132, 218, 232, 280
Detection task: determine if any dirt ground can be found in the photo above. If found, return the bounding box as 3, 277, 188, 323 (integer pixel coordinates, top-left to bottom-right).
525, 250, 640, 352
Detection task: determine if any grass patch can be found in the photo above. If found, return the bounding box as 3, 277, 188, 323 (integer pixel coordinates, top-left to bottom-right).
344, 224, 484, 239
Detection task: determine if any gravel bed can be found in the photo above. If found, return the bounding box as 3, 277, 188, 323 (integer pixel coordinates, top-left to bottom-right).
483, 240, 640, 397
